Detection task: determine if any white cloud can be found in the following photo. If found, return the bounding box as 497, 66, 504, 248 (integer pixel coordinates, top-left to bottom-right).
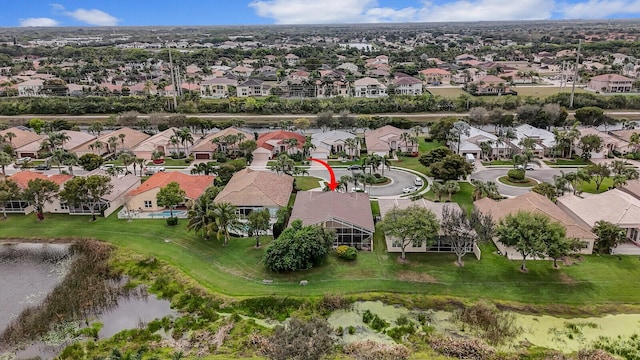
63, 8, 119, 26
559, 0, 640, 19
50, 3, 65, 11
250, 0, 558, 23
19, 17, 59, 27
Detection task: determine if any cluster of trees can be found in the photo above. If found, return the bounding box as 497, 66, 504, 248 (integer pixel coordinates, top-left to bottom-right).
186, 187, 244, 245
418, 146, 473, 181
263, 219, 333, 272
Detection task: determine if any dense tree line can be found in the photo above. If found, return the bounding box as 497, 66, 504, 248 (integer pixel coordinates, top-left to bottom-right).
4, 92, 640, 116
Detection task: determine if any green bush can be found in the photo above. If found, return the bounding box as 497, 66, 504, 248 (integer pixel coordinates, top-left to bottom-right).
507, 169, 525, 181
165, 217, 179, 226
336, 245, 358, 260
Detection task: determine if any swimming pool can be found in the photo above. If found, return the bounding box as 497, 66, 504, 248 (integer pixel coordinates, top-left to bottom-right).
147, 210, 188, 218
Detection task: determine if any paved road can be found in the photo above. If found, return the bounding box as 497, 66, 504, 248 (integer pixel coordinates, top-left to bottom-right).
471, 167, 579, 197
307, 167, 419, 197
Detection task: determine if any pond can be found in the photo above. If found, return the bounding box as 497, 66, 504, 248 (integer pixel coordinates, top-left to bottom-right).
328, 301, 640, 353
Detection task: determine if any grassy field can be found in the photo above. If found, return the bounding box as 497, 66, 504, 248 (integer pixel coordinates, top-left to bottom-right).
425, 87, 466, 98
482, 160, 515, 166
294, 176, 323, 190
393, 139, 442, 175
513, 87, 588, 98
146, 158, 192, 167
579, 177, 615, 194
4, 212, 640, 305
544, 158, 591, 166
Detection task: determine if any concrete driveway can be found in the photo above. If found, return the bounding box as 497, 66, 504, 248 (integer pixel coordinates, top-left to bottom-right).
307, 167, 420, 197
471, 167, 579, 197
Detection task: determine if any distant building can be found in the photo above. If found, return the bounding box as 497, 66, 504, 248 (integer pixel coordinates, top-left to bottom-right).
587, 74, 634, 93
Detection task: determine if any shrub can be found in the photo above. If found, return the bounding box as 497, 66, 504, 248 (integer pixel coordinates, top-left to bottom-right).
452, 301, 522, 345
576, 349, 617, 360
386, 325, 415, 341
166, 217, 179, 226
362, 310, 389, 332
317, 294, 351, 313
507, 169, 525, 181
344, 340, 411, 360
336, 245, 358, 260
263, 317, 335, 360
429, 335, 495, 360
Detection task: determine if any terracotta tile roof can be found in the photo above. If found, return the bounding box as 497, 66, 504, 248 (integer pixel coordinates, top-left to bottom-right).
590, 73, 634, 82
256, 130, 305, 151
128, 172, 215, 199
0, 127, 44, 149
191, 127, 253, 153
72, 127, 151, 154
290, 191, 374, 231
364, 125, 403, 152
475, 192, 596, 240
9, 171, 72, 189
419, 68, 451, 75
214, 168, 293, 207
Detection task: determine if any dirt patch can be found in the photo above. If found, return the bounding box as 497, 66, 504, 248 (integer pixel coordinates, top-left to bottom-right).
397, 271, 439, 283
558, 272, 576, 285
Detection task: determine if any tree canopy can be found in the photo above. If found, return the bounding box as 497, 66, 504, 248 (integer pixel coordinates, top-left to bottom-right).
379, 204, 440, 260
156, 181, 186, 219
263, 219, 333, 272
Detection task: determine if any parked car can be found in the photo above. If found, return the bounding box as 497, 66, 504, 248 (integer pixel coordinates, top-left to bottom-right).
15, 157, 31, 165
34, 163, 51, 170
402, 186, 417, 194
144, 166, 166, 175
414, 177, 424, 186
517, 164, 535, 171
100, 164, 115, 171
351, 187, 367, 193
347, 165, 361, 171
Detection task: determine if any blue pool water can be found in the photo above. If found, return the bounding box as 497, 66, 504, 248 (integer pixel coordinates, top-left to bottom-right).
148, 210, 187, 218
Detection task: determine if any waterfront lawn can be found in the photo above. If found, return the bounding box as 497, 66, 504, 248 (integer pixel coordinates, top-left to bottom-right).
294, 176, 323, 190
2, 213, 640, 304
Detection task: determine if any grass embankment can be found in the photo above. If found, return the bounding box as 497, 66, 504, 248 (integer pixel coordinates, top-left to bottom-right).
426, 87, 587, 100
294, 176, 323, 190
1, 207, 640, 305
579, 177, 615, 194
482, 160, 515, 166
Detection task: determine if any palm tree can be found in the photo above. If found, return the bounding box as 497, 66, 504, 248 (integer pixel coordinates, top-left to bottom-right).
50, 149, 67, 173
118, 133, 127, 151
4, 131, 15, 148
0, 152, 12, 176
302, 135, 315, 159
431, 181, 445, 202
119, 151, 135, 174
63, 152, 78, 175
566, 122, 581, 159
344, 137, 358, 159
553, 171, 571, 196
107, 136, 119, 154
339, 175, 353, 192
92, 140, 104, 155
380, 155, 391, 176
284, 138, 299, 155
444, 180, 460, 201
136, 158, 145, 176
187, 196, 213, 239
479, 141, 492, 161
629, 132, 640, 153
400, 132, 412, 153
210, 202, 241, 246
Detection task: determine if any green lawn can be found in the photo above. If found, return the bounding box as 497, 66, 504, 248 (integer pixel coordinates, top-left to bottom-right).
513, 87, 588, 98
294, 176, 323, 190
482, 160, 515, 166
579, 177, 615, 194
423, 181, 475, 214
146, 158, 192, 166
419, 139, 443, 152
394, 155, 429, 175
328, 159, 360, 166
425, 87, 466, 98
544, 158, 591, 166
2, 213, 640, 304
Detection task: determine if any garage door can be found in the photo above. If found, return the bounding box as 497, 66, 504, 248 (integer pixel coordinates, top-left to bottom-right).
195, 153, 210, 160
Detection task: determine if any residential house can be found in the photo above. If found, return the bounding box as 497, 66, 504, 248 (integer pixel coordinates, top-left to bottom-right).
474, 192, 596, 255
609, 129, 639, 154
72, 127, 150, 157
6, 171, 72, 214
364, 125, 414, 157
190, 127, 253, 160
620, 179, 640, 201
450, 126, 510, 160
214, 168, 293, 226
17, 79, 44, 97
236, 79, 270, 97
64, 169, 140, 217
126, 172, 215, 212
467, 75, 513, 95
392, 76, 423, 95
419, 68, 452, 85
276, 79, 316, 98
285, 53, 300, 66
587, 74, 634, 93
455, 54, 478, 65
514, 124, 555, 157
231, 65, 254, 78
353, 77, 387, 98
557, 190, 640, 253
200, 78, 238, 98
365, 55, 389, 68
131, 127, 180, 160
253, 130, 306, 161
0, 127, 45, 159
290, 191, 375, 250
379, 198, 480, 256
575, 128, 627, 159
310, 130, 360, 159
316, 80, 350, 98
59, 130, 96, 152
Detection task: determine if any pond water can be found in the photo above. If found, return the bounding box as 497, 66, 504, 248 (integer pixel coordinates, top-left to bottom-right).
328, 301, 640, 353
0, 242, 177, 360
0, 243, 72, 333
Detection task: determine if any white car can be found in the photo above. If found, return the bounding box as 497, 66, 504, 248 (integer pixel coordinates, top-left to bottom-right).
517, 164, 535, 171
100, 164, 115, 171
402, 186, 417, 194
414, 177, 424, 186
144, 166, 166, 175
351, 187, 367, 193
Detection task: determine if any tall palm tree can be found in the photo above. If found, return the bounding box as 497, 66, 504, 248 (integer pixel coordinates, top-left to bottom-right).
344, 137, 358, 158
0, 152, 12, 176
629, 132, 640, 153
380, 155, 391, 176
118, 133, 127, 151
4, 131, 15, 148
187, 196, 213, 239
210, 202, 241, 246
444, 180, 460, 201
119, 151, 135, 174
431, 181, 446, 202
284, 138, 299, 155
339, 175, 353, 192
63, 152, 78, 175
107, 136, 119, 154
136, 158, 146, 176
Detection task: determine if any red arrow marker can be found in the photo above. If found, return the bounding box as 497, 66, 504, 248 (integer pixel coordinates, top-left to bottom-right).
308, 158, 338, 191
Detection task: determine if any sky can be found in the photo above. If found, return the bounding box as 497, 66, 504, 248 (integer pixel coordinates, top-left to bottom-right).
3, 0, 640, 27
